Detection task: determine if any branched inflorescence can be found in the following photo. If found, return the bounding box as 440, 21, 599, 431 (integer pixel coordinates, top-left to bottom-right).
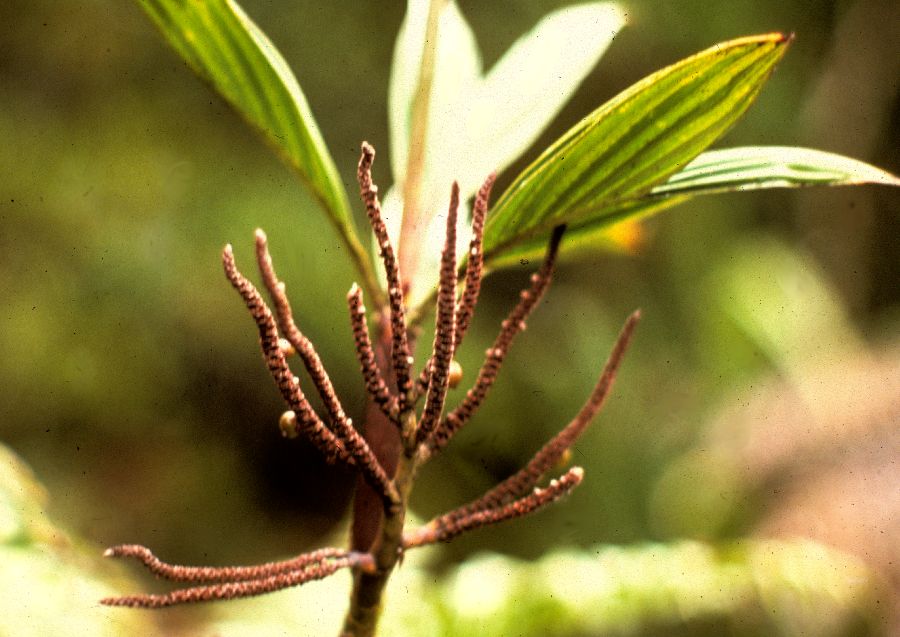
102, 143, 639, 611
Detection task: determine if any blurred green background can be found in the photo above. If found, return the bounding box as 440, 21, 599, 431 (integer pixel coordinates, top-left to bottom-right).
1, 0, 897, 635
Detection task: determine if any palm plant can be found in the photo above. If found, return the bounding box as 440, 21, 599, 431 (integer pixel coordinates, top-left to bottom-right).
100, 1, 899, 635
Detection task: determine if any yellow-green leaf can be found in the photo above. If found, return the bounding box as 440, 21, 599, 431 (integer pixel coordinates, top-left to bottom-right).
490, 145, 900, 268
483, 33, 792, 261
651, 145, 900, 195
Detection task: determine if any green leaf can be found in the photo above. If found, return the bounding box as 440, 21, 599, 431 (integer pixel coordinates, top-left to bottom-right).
459, 2, 626, 197
490, 145, 900, 267
483, 33, 793, 261
388, 1, 625, 304
137, 0, 380, 296
651, 145, 900, 196
139, 0, 349, 221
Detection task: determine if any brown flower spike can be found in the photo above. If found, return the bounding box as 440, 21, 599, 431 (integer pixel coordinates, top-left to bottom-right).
102, 143, 639, 634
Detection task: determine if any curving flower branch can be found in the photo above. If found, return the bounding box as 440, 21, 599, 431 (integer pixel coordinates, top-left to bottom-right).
102, 145, 639, 626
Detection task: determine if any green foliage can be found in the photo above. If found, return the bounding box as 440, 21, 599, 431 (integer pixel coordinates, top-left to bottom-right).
201, 538, 877, 636
387, 0, 625, 301
138, 0, 347, 223
482, 34, 792, 260
135, 0, 898, 308
418, 540, 877, 637
137, 0, 378, 298
4, 0, 896, 634
650, 145, 900, 196
0, 444, 162, 637
488, 145, 900, 267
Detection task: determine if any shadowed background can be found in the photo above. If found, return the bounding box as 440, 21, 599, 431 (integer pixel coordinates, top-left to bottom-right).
1, 1, 897, 635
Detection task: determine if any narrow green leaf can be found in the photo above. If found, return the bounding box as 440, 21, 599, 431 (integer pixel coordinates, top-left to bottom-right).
488, 145, 900, 267
137, 0, 380, 297
651, 145, 900, 195
483, 33, 793, 261
140, 0, 351, 221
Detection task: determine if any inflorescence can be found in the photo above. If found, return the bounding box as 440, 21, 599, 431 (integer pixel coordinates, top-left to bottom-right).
101, 142, 639, 609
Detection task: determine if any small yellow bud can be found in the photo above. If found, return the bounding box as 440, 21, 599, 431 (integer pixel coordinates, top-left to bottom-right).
448, 359, 463, 388
278, 338, 296, 357
279, 410, 299, 438
555, 448, 573, 470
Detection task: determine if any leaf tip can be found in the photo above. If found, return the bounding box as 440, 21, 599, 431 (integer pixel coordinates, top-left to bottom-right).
756, 32, 793, 60
883, 171, 900, 187
771, 32, 794, 58
775, 32, 794, 44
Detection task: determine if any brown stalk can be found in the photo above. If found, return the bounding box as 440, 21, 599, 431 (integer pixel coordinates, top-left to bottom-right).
415, 182, 459, 446
446, 310, 640, 520
427, 225, 565, 454
222, 245, 350, 464
223, 245, 398, 508
453, 172, 494, 349
255, 229, 347, 429
358, 143, 414, 417
414, 172, 494, 398
347, 284, 399, 421
103, 544, 351, 583
101, 551, 374, 608
402, 467, 584, 548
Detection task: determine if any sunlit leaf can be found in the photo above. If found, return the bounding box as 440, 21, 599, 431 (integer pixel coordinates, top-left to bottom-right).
488, 146, 900, 267
388, 1, 625, 303
652, 145, 900, 195
483, 34, 793, 261
384, 0, 482, 302
137, 0, 359, 258
388, 0, 482, 192
459, 3, 626, 196
389, 2, 625, 202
